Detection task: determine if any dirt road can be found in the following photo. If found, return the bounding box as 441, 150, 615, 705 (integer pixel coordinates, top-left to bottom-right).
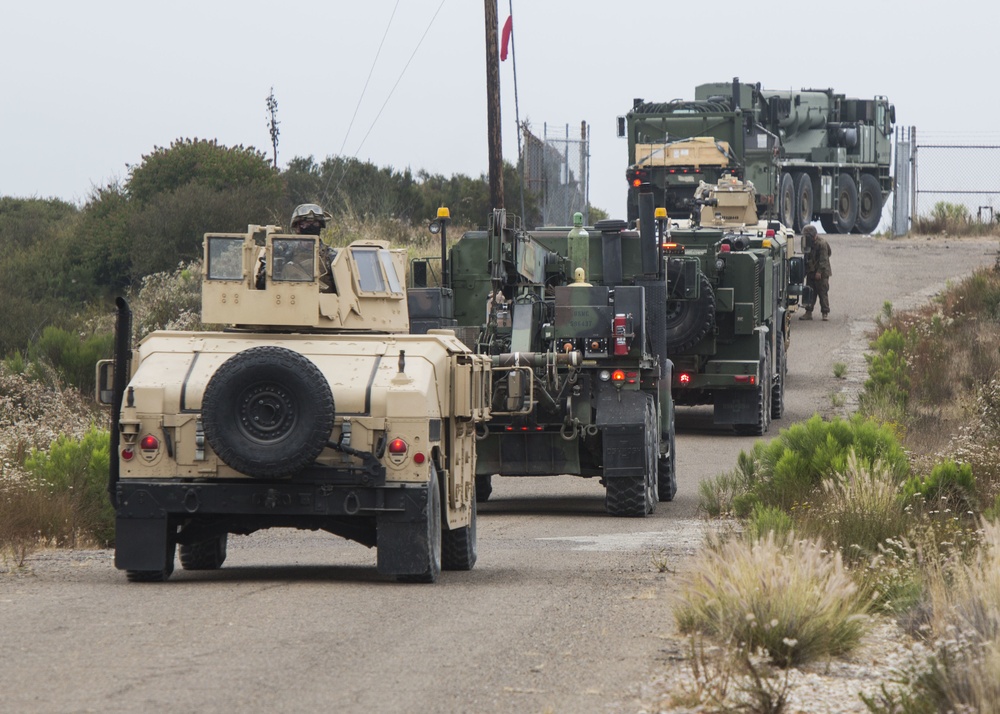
1, 235, 995, 713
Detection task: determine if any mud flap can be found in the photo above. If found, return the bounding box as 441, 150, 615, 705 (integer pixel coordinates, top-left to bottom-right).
115, 517, 171, 571
714, 390, 758, 425
375, 484, 431, 576
597, 387, 646, 480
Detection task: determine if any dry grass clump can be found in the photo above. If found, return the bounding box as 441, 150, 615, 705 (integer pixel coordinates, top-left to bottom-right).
675, 531, 869, 666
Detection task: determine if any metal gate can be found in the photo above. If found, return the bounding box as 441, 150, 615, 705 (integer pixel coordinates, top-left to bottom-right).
522, 122, 590, 226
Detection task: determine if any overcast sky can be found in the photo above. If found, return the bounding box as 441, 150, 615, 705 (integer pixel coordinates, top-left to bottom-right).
3, 0, 997, 221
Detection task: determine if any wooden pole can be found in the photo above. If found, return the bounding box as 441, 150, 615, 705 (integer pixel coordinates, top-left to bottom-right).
485, 0, 504, 209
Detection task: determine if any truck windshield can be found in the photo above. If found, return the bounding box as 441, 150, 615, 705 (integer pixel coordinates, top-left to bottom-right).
207, 237, 244, 280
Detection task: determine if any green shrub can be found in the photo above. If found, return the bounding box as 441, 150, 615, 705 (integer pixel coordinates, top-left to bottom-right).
746, 504, 794, 541
23, 426, 114, 546
863, 328, 910, 407
903, 460, 977, 513
676, 532, 869, 665
28, 326, 113, 395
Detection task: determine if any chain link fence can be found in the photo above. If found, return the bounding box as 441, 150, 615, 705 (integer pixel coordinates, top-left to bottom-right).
522, 122, 589, 226
910, 130, 1000, 228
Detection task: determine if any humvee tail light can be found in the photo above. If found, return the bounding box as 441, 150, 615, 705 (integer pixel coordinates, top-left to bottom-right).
678, 372, 692, 385
734, 375, 757, 385
140, 435, 159, 451
388, 438, 408, 455
611, 369, 626, 383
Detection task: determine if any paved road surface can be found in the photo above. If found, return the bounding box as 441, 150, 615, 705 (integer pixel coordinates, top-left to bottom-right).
1, 235, 995, 713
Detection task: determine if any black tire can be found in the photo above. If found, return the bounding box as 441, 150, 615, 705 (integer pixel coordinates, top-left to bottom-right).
179, 534, 228, 571
778, 173, 795, 228
605, 396, 657, 517
666, 262, 715, 353
794, 172, 814, 233
475, 474, 493, 503
202, 346, 335, 479
734, 342, 772, 437
126, 539, 176, 583
397, 464, 442, 583
658, 419, 677, 502
855, 174, 883, 234
819, 213, 839, 234
442, 485, 477, 571
834, 173, 859, 234
771, 331, 787, 420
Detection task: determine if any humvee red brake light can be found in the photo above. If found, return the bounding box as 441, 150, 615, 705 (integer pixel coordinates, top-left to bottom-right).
388, 438, 407, 455
140, 435, 159, 451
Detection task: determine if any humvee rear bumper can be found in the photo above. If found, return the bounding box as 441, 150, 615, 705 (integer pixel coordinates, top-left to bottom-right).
114, 479, 431, 576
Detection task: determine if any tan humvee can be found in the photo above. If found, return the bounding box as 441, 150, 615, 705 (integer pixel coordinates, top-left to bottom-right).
98, 225, 491, 583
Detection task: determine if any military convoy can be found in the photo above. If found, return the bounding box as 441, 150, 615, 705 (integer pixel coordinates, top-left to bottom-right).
409, 193, 676, 517
620, 78, 895, 234
660, 176, 810, 434
98, 224, 491, 582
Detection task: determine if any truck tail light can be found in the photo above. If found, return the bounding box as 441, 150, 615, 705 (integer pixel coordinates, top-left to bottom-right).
140, 435, 159, 452
388, 438, 408, 455
734, 375, 757, 385
611, 369, 626, 383
612, 313, 629, 356
678, 372, 692, 385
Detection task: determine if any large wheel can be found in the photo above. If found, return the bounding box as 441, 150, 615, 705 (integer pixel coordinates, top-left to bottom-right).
605, 396, 657, 517
771, 331, 787, 420
126, 538, 176, 583
666, 262, 715, 353
793, 172, 814, 233
658, 418, 677, 502
833, 173, 859, 234
397, 464, 442, 583
819, 213, 838, 234
179, 534, 228, 571
442, 483, 477, 571
734, 342, 772, 437
855, 174, 883, 234
202, 346, 335, 479
475, 474, 493, 503
778, 173, 795, 228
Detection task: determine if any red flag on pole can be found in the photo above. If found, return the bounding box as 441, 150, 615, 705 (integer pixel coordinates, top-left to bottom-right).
500, 15, 513, 61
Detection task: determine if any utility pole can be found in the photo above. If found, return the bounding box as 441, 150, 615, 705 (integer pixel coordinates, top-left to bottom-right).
485, 0, 504, 209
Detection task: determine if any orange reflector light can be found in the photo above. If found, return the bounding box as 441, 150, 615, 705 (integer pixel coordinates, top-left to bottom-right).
632, 178, 642, 188
611, 369, 626, 382
140, 435, 158, 451
388, 438, 407, 454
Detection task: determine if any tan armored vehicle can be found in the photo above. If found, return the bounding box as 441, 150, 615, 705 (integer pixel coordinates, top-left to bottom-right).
98, 224, 491, 583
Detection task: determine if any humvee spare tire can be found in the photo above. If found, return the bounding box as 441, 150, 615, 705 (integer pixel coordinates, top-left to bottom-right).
202, 346, 335, 478
665, 263, 715, 353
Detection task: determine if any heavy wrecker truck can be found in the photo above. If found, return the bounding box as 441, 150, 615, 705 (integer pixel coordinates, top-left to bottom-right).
98, 223, 491, 583
408, 193, 676, 517
661, 176, 811, 434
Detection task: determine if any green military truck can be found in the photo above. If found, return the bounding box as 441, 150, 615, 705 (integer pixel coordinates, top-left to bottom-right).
660, 177, 810, 434
620, 78, 895, 234
408, 195, 676, 517
97, 224, 491, 583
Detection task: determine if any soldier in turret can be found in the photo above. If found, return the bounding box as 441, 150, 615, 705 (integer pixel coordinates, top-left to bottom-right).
800, 225, 832, 321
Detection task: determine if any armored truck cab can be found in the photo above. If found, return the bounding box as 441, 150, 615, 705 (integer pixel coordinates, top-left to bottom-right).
98, 225, 491, 583
662, 178, 809, 434
411, 195, 676, 517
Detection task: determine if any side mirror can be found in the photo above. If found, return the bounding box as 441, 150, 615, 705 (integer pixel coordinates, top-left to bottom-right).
96, 360, 115, 405
616, 116, 626, 138
788, 255, 805, 285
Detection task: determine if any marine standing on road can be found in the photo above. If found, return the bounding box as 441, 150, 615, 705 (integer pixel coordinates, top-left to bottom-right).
800, 224, 832, 321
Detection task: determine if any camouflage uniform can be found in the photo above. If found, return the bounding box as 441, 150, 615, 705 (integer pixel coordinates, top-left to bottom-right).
801, 225, 832, 320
